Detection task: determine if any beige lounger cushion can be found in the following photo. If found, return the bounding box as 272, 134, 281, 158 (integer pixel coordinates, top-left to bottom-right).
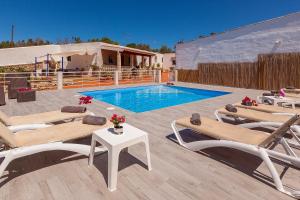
0, 122, 18, 148
234, 103, 300, 114
176, 117, 269, 146
285, 93, 300, 99
218, 107, 293, 123
260, 114, 300, 147
0, 120, 112, 148
284, 88, 300, 94
0, 111, 12, 126
2, 110, 92, 126
14, 120, 113, 147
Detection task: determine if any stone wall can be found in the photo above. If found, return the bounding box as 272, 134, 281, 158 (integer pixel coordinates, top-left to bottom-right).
0, 63, 43, 73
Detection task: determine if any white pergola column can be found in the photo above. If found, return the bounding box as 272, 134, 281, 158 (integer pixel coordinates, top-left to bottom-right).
114, 71, 119, 86
117, 51, 121, 71
130, 54, 135, 67
141, 56, 145, 68
57, 71, 63, 90
174, 70, 178, 82
117, 51, 122, 80
156, 70, 161, 83
97, 49, 103, 68
149, 56, 152, 68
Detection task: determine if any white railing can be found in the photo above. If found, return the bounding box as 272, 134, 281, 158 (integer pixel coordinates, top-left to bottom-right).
0, 69, 177, 91
62, 70, 115, 89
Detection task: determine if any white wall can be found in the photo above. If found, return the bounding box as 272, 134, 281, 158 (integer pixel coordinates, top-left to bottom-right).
176, 12, 300, 69
153, 53, 163, 68
0, 45, 61, 66
134, 53, 163, 68
0, 42, 104, 66
65, 54, 96, 70
163, 53, 176, 69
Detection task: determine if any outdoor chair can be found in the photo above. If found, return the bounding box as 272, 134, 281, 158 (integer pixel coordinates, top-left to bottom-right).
257, 94, 300, 109
171, 115, 300, 198
0, 109, 93, 132
7, 77, 30, 99
284, 93, 300, 98
0, 119, 112, 179
234, 102, 300, 114
215, 106, 300, 134
214, 106, 300, 150
284, 88, 300, 94
17, 89, 36, 102
0, 86, 5, 106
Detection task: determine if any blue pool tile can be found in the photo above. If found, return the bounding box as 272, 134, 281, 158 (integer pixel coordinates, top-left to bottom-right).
80, 85, 230, 113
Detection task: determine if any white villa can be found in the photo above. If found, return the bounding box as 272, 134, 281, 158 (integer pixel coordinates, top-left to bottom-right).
176, 12, 300, 69
0, 42, 164, 72
162, 53, 176, 70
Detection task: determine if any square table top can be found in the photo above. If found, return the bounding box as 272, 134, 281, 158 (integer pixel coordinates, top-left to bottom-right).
93, 123, 147, 146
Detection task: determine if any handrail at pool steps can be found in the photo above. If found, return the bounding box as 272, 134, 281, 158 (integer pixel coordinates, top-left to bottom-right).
0, 69, 174, 91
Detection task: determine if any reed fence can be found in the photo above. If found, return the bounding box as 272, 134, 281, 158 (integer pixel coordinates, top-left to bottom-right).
178, 52, 300, 90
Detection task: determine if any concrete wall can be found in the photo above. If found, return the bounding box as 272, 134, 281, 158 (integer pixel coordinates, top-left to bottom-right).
152, 53, 163, 68
0, 45, 61, 66
176, 12, 300, 69
65, 54, 95, 70
163, 53, 176, 69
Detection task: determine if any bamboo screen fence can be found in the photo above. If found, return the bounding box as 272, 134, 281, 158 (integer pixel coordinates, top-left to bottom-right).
178, 52, 300, 90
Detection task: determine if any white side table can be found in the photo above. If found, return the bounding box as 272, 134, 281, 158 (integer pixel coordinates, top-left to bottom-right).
89, 123, 152, 191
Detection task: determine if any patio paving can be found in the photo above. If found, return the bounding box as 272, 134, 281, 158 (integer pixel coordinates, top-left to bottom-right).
0, 82, 299, 200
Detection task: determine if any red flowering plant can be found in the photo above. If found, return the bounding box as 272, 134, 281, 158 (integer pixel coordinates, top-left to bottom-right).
110, 114, 126, 128
17, 87, 32, 92
79, 96, 93, 105
242, 96, 257, 106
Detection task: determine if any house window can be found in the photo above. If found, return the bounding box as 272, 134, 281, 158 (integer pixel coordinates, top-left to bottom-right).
155, 56, 157, 62
67, 56, 72, 62
172, 59, 176, 65
108, 55, 113, 64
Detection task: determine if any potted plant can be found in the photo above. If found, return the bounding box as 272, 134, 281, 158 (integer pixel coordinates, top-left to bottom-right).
79, 96, 93, 105
110, 114, 125, 134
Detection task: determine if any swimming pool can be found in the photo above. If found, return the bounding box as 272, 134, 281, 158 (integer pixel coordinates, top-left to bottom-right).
80, 85, 230, 113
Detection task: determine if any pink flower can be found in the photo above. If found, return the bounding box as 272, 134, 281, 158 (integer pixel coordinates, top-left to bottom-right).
110, 114, 126, 126
18, 87, 31, 92
79, 96, 93, 105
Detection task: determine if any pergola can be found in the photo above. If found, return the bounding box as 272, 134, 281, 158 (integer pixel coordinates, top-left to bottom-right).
34, 44, 156, 75
34, 49, 102, 75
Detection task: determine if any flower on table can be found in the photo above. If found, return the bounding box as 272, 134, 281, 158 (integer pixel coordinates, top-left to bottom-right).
110, 114, 126, 127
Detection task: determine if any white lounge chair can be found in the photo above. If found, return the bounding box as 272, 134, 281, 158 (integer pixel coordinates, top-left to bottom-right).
214, 106, 300, 135
0, 119, 112, 178
257, 95, 300, 109
234, 102, 300, 115
171, 115, 300, 198
284, 88, 300, 95
0, 110, 93, 132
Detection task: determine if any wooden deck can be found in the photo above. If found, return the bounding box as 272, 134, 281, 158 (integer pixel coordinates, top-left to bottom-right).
0, 82, 299, 200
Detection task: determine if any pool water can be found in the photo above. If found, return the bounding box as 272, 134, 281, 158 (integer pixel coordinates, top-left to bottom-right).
80, 85, 230, 113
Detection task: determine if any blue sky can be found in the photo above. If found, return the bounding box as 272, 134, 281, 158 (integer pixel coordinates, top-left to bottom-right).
0, 0, 300, 48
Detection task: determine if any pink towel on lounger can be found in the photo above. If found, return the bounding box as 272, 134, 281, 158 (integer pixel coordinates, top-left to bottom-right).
279, 89, 285, 97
